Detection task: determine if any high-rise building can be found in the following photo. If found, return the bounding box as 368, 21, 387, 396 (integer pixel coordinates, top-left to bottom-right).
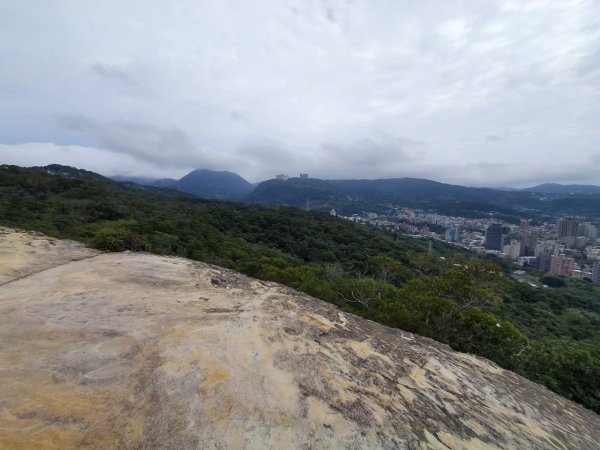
520, 220, 530, 231
535, 241, 553, 257
520, 233, 538, 257
582, 222, 598, 240
557, 217, 579, 238
485, 223, 504, 250
444, 227, 460, 242
537, 250, 553, 272
593, 260, 600, 285
508, 241, 521, 261
536, 242, 559, 272
300, 173, 309, 179
549, 255, 575, 277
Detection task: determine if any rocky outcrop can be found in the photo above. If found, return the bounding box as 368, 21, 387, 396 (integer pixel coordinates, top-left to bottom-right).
0, 228, 598, 449
0, 227, 99, 285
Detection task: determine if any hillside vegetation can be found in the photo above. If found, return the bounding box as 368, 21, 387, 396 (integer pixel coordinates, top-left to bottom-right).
1, 164, 598, 413
247, 177, 600, 222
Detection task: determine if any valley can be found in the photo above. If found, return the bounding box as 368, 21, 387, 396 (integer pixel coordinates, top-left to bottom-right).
2, 164, 599, 415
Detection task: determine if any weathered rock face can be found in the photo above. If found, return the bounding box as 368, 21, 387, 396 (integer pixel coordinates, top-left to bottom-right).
0, 227, 100, 284
0, 228, 598, 450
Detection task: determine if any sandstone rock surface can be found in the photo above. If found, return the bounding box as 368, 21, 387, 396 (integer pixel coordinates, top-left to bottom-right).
0, 228, 599, 449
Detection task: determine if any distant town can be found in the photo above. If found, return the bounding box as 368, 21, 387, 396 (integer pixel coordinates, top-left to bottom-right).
334, 208, 600, 286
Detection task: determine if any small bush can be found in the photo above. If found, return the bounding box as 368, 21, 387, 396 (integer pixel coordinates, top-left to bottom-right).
94, 228, 149, 252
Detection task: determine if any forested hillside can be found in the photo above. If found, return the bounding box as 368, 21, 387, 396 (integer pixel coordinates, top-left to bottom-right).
1, 164, 598, 413
247, 177, 600, 222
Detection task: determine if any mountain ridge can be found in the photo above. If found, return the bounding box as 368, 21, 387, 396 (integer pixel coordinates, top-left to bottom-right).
12, 162, 600, 231
246, 176, 600, 221
522, 182, 600, 195
97, 165, 600, 219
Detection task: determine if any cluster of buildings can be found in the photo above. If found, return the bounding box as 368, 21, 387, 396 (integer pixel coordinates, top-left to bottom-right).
275, 173, 309, 180
341, 209, 600, 285
480, 217, 600, 284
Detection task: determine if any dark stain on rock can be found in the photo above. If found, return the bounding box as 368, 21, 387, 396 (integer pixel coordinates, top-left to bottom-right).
204, 307, 241, 314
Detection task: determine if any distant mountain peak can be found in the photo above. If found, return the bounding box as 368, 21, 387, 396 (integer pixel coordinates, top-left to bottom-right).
112, 168, 253, 200
177, 168, 253, 199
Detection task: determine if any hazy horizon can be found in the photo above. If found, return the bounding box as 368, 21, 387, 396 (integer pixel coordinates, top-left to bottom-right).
1, 0, 599, 187
13, 161, 599, 190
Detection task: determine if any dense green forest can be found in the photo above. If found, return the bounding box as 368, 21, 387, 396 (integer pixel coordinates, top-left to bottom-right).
1, 164, 598, 413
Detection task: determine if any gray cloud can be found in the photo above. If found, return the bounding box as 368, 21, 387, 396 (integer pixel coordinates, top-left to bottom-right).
56, 114, 226, 169
464, 155, 600, 187
91, 63, 136, 85
230, 111, 247, 123
408, 152, 600, 188
325, 7, 335, 23
1, 0, 599, 186
57, 114, 95, 132
486, 129, 511, 143
577, 48, 600, 76
236, 142, 294, 166
0, 142, 185, 179
321, 136, 425, 167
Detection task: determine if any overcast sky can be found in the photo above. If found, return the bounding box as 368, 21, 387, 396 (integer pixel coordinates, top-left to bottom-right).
1, 0, 599, 186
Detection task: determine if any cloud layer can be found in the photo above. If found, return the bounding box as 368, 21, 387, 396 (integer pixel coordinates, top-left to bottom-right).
1, 0, 599, 186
